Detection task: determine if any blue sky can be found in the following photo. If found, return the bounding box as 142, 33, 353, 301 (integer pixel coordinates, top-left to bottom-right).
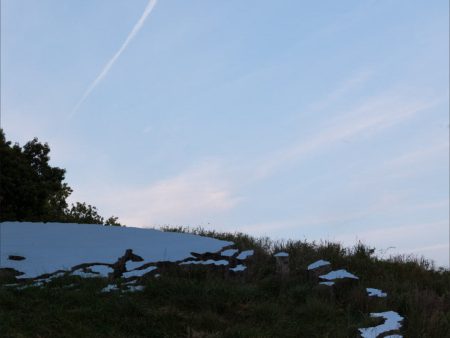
2, 0, 449, 266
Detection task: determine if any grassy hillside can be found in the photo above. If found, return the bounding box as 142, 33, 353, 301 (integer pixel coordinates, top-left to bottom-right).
1, 227, 449, 337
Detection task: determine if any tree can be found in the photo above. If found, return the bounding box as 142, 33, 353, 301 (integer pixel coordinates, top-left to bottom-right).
65, 202, 121, 226
0, 129, 121, 225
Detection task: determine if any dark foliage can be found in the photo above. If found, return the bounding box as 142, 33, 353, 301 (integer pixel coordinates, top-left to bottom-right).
65, 202, 121, 226
0, 129, 121, 225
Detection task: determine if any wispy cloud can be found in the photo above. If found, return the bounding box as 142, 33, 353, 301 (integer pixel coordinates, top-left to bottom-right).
69, 0, 158, 117
238, 190, 449, 239
383, 141, 449, 172
255, 92, 440, 179
97, 161, 242, 227
307, 70, 373, 112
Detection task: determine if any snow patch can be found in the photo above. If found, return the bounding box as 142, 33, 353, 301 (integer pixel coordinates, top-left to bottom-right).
366, 288, 387, 298
319, 281, 335, 286
180, 259, 229, 266
319, 269, 358, 280
123, 266, 157, 278
221, 249, 238, 257
101, 284, 119, 293
71, 269, 101, 278
307, 259, 330, 270
359, 311, 403, 338
125, 261, 146, 271
124, 285, 145, 292
2, 283, 19, 288
236, 250, 254, 260
274, 252, 289, 257
33, 272, 66, 283
230, 264, 247, 272
89, 265, 113, 277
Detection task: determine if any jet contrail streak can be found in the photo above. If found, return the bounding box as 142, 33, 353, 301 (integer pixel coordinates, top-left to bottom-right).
70, 0, 158, 117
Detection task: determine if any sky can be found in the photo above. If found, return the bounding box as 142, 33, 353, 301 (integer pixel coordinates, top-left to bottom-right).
1, 0, 449, 267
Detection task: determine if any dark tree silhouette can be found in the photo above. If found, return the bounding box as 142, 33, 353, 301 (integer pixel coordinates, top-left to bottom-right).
0, 129, 121, 225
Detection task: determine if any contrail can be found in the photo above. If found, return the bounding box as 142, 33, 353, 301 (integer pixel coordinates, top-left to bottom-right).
69, 0, 158, 117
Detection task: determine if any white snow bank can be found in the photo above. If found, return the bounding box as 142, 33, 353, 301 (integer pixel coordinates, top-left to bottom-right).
307, 259, 330, 270
0, 222, 233, 278
384, 335, 402, 338
366, 288, 387, 298
319, 281, 335, 286
123, 266, 157, 278
236, 250, 254, 260
274, 252, 289, 257
359, 311, 403, 338
230, 264, 247, 272
319, 269, 358, 280
221, 249, 238, 257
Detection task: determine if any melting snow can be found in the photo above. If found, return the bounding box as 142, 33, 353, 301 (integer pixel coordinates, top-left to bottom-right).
274, 252, 289, 257
101, 284, 119, 293
89, 265, 113, 277
319, 269, 358, 280
0, 222, 233, 278
201, 259, 229, 266
124, 285, 145, 292
71, 269, 101, 278
33, 272, 66, 283
16, 284, 36, 290
236, 250, 254, 260
180, 259, 229, 266
307, 259, 330, 270
359, 311, 403, 338
125, 261, 146, 271
230, 264, 247, 272
221, 249, 239, 257
123, 266, 157, 278
3, 283, 19, 288
319, 281, 335, 286
366, 288, 387, 298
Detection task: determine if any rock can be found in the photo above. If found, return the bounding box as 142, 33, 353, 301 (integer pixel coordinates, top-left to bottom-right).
111, 249, 144, 279
275, 255, 290, 278
8, 255, 26, 261
0, 268, 24, 279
